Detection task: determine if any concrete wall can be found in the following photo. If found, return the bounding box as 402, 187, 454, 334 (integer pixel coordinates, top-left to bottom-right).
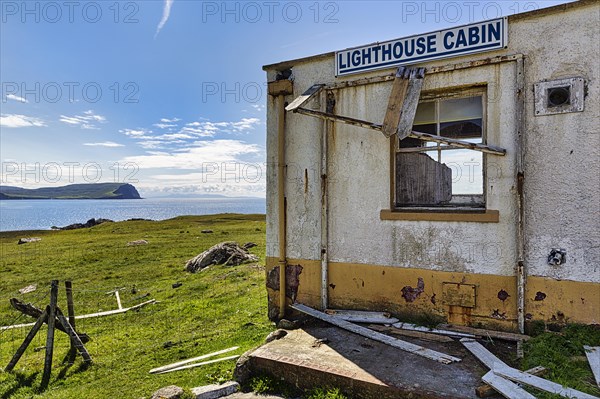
265, 1, 599, 328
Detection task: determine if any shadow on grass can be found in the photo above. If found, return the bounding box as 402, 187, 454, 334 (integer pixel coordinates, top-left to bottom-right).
56, 359, 91, 381
1, 371, 39, 399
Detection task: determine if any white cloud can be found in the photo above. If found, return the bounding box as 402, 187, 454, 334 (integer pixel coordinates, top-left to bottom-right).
153, 123, 177, 129
0, 114, 46, 128
160, 117, 180, 123
120, 128, 151, 137
121, 139, 261, 169
155, 0, 174, 37
6, 94, 28, 103
251, 104, 265, 112
59, 110, 106, 130
83, 141, 124, 147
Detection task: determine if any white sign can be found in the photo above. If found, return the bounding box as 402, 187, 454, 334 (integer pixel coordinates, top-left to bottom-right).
336, 18, 507, 76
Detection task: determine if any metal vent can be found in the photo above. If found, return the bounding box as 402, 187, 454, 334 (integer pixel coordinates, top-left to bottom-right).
534, 77, 584, 116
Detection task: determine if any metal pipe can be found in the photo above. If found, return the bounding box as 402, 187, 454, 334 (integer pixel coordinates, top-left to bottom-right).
277, 93, 287, 320
320, 91, 335, 311
515, 56, 527, 334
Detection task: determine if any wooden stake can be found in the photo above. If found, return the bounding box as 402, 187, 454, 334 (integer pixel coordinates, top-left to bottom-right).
41, 280, 58, 390
55, 308, 92, 363
65, 281, 77, 364
5, 310, 48, 372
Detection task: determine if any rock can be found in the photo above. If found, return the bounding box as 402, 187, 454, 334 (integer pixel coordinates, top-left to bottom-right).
172, 282, 182, 289
265, 329, 287, 343
17, 237, 41, 245
191, 381, 239, 399
151, 385, 183, 399
59, 218, 113, 230
233, 351, 253, 384
276, 319, 301, 330
18, 284, 37, 294
242, 242, 257, 249
127, 239, 149, 246
201, 230, 213, 234
185, 242, 259, 273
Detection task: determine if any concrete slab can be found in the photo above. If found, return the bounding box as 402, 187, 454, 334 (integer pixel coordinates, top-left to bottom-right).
244, 323, 495, 399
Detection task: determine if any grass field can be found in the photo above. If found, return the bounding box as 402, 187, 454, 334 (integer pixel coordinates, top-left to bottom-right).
0, 214, 272, 398
1, 214, 599, 399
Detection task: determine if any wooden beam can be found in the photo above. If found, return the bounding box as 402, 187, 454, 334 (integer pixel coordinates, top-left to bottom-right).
325, 309, 399, 324
584, 346, 600, 387
65, 281, 77, 364
494, 364, 598, 399
477, 366, 546, 397
440, 324, 530, 342
41, 280, 59, 390
481, 371, 536, 399
153, 355, 240, 374
5, 310, 48, 372
293, 303, 461, 364
396, 68, 425, 140
149, 346, 239, 374
461, 338, 509, 369
382, 67, 412, 138
285, 84, 323, 112
368, 324, 454, 343
392, 322, 476, 338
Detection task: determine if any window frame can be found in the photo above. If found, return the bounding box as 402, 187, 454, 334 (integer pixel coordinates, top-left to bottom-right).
391, 86, 488, 212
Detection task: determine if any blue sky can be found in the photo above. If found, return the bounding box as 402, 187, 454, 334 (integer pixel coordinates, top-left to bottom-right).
0, 0, 572, 197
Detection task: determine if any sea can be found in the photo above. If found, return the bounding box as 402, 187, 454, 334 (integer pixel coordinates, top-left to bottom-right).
0, 198, 266, 232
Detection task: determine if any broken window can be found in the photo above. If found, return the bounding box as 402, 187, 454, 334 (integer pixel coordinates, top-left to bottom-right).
396, 92, 485, 208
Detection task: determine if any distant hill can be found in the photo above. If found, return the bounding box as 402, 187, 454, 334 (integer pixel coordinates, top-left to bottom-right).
0, 183, 141, 200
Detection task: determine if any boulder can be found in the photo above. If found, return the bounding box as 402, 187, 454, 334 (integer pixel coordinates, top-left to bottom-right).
17, 237, 41, 245
59, 218, 113, 230
151, 385, 183, 399
127, 239, 149, 246
185, 242, 258, 273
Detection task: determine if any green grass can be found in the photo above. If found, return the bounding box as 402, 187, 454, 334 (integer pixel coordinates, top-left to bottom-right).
0, 214, 272, 398
521, 324, 600, 398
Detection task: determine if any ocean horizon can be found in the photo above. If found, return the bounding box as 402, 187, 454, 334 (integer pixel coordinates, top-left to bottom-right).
0, 197, 266, 232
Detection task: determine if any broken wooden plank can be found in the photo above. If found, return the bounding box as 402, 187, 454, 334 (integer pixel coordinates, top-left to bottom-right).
396, 68, 425, 140
584, 346, 600, 388
292, 107, 506, 156
325, 309, 399, 324
292, 303, 461, 364
393, 322, 476, 338
285, 84, 323, 112
382, 67, 412, 137
368, 324, 454, 343
477, 366, 546, 398
149, 346, 240, 374
494, 364, 598, 399
410, 131, 506, 155
154, 355, 240, 374
75, 299, 156, 320
481, 371, 536, 399
440, 324, 531, 342
461, 338, 510, 369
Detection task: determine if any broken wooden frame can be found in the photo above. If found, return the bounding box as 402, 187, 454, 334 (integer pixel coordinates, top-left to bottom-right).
5, 281, 92, 391
293, 303, 461, 364
285, 69, 506, 156
462, 338, 598, 399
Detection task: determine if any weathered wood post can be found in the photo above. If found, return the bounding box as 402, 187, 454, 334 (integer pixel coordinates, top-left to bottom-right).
41, 280, 59, 390
65, 281, 76, 364
5, 310, 48, 371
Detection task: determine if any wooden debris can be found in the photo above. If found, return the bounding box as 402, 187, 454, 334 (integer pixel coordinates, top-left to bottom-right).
285, 84, 323, 112
440, 324, 531, 342
149, 346, 239, 374
494, 364, 598, 399
325, 309, 399, 324
462, 338, 597, 399
368, 324, 454, 343
292, 303, 461, 364
154, 355, 240, 374
481, 371, 536, 399
392, 322, 476, 338
584, 346, 600, 388
382, 67, 411, 137
476, 366, 546, 398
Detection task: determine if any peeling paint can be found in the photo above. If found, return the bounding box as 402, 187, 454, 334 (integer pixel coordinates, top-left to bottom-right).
491, 309, 507, 319
430, 293, 437, 305
329, 283, 336, 290
534, 291, 547, 301
497, 289, 510, 301
266, 264, 304, 301
401, 277, 425, 302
